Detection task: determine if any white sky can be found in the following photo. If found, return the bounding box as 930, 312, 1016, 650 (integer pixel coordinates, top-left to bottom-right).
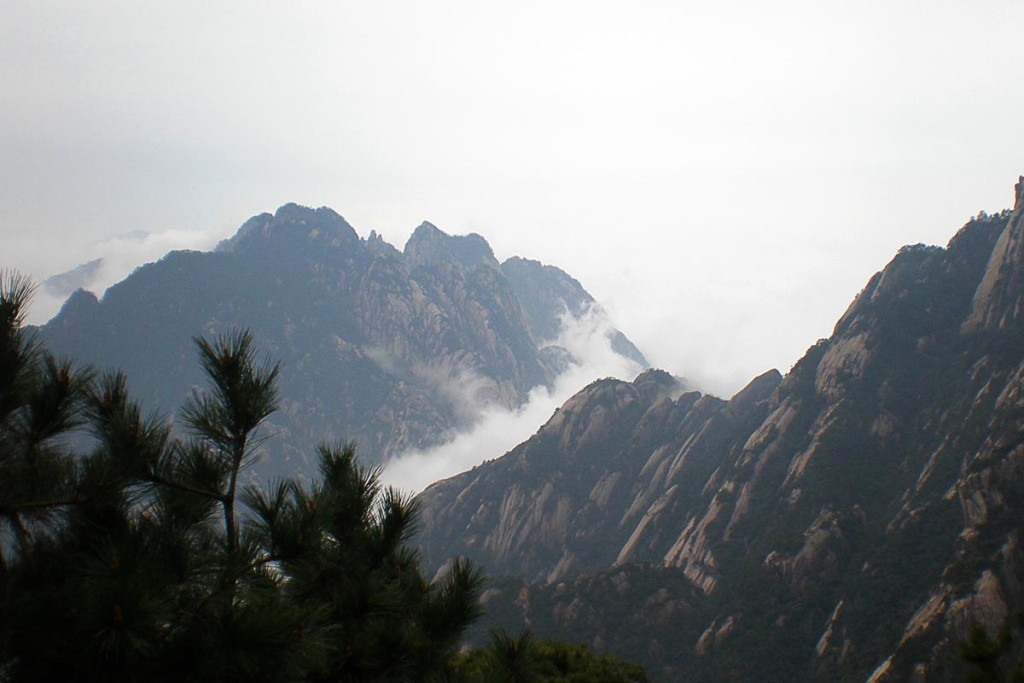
3, 1, 1023, 396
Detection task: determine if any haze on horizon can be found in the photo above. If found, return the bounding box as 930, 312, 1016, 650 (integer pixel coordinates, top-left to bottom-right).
3, 1, 1024, 398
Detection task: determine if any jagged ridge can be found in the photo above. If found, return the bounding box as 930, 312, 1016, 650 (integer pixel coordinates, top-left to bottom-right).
416, 179, 1024, 681
41, 204, 647, 478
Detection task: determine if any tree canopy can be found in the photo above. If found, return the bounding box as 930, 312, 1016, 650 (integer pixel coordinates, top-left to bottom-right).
0, 273, 483, 682
450, 628, 649, 683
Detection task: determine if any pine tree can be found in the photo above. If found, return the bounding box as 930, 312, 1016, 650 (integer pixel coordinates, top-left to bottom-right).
448, 628, 649, 683
0, 272, 91, 580
0, 274, 483, 681
245, 443, 484, 681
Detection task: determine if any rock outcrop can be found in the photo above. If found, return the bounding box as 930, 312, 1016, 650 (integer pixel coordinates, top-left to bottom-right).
416, 179, 1024, 681
964, 176, 1024, 331
40, 204, 646, 478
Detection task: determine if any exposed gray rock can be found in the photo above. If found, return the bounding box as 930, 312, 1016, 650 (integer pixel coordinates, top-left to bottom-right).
416, 179, 1024, 682
40, 204, 645, 478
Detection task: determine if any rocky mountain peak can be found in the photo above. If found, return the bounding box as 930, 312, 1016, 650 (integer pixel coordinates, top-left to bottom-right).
403, 222, 501, 271
632, 368, 684, 403
364, 229, 401, 258
414, 176, 1024, 682
41, 204, 647, 474
216, 204, 359, 254
500, 256, 649, 367
51, 288, 100, 329
726, 368, 782, 414
499, 257, 592, 341
963, 177, 1024, 332
42, 258, 104, 299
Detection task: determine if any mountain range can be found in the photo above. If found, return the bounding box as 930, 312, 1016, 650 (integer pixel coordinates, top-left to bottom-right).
415, 179, 1024, 681
39, 205, 646, 479
32, 178, 1024, 681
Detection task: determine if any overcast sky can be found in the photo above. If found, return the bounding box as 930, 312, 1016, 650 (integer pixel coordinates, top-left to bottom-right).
3, 1, 1023, 396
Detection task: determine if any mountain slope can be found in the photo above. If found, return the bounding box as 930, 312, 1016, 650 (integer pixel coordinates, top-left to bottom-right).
41, 205, 647, 477
416, 178, 1024, 681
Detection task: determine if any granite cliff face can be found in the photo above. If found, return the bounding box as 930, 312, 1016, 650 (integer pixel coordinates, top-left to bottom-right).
500, 256, 647, 368
417, 179, 1024, 681
964, 176, 1024, 332
41, 204, 646, 477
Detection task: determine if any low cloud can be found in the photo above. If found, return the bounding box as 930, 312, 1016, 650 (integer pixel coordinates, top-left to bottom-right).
362, 345, 519, 427
380, 306, 645, 494
409, 360, 507, 427
30, 227, 228, 324
29, 232, 651, 496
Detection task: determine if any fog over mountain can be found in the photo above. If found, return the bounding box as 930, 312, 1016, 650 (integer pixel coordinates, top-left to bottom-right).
6, 4, 1024, 681
414, 177, 1024, 681
39, 204, 650, 484
382, 306, 649, 492
5, 2, 1024, 396
33, 227, 230, 323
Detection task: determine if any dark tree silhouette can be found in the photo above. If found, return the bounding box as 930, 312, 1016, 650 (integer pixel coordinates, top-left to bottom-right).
0, 273, 482, 682
450, 627, 649, 683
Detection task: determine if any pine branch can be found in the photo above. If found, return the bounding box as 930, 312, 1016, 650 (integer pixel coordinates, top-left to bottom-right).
143, 473, 226, 503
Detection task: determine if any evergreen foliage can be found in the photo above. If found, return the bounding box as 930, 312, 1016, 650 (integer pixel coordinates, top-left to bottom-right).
451, 628, 648, 682
0, 273, 483, 681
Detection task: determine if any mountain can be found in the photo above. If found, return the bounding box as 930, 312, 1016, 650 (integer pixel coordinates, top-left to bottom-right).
42, 258, 104, 298
416, 178, 1024, 681
40, 204, 647, 477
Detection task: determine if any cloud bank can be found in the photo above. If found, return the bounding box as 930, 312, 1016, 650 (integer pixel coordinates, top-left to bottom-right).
380, 306, 646, 494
